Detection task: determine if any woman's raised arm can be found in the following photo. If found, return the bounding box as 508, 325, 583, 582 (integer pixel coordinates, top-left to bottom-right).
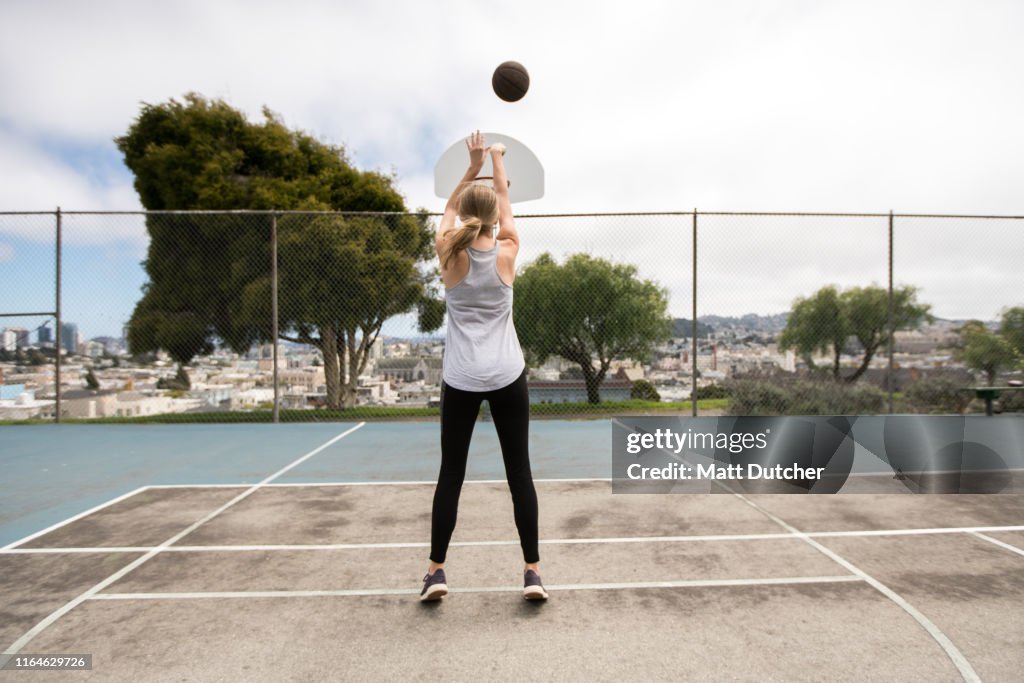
490, 144, 518, 247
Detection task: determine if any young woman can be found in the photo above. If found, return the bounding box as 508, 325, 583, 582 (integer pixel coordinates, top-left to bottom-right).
420, 130, 547, 602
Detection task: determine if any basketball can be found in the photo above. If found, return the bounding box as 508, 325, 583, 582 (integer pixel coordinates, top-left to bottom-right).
492, 61, 529, 102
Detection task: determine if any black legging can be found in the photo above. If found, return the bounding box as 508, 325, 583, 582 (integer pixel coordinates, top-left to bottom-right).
430, 368, 539, 564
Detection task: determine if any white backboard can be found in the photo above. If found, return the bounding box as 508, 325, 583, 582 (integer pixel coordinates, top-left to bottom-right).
433, 132, 544, 204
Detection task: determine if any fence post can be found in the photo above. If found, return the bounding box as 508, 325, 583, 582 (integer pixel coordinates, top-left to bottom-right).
691, 209, 698, 417
887, 210, 894, 414
271, 213, 280, 424
55, 207, 62, 424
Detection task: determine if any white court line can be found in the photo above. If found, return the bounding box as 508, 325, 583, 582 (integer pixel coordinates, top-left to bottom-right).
144, 477, 613, 489
725, 488, 981, 682
2, 547, 159, 554
812, 525, 1024, 538
87, 575, 864, 601
0, 423, 366, 668
615, 421, 982, 683
8, 524, 1024, 555
1, 486, 152, 551
968, 531, 1024, 558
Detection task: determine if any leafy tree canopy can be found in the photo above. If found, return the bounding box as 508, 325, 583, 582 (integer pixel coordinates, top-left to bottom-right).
956, 320, 1020, 386
116, 93, 441, 408
779, 284, 932, 382
999, 306, 1024, 357
116, 93, 404, 212
514, 253, 672, 403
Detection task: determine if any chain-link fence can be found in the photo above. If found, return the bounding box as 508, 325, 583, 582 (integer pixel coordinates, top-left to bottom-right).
1, 210, 1022, 423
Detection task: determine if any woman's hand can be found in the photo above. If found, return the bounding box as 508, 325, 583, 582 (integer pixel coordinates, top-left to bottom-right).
465, 130, 487, 169
489, 142, 506, 156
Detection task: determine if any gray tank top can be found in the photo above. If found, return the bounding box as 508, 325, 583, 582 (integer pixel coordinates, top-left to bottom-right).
442, 242, 526, 391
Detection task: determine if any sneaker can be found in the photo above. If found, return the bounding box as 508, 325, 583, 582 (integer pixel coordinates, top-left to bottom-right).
420, 568, 448, 602
523, 569, 548, 600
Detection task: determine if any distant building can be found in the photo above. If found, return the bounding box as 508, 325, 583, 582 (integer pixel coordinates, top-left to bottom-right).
529, 366, 560, 381
57, 388, 180, 419
0, 388, 55, 420
60, 323, 79, 354
91, 336, 124, 355
527, 378, 633, 404
59, 388, 117, 418
4, 367, 51, 389
892, 328, 960, 354
4, 327, 31, 349
82, 340, 106, 358
613, 365, 645, 382
189, 383, 235, 408
357, 378, 397, 405
376, 357, 442, 384
279, 367, 326, 393
394, 380, 435, 406
370, 337, 384, 361
232, 388, 275, 410
1, 384, 25, 399
38, 326, 53, 345
384, 341, 412, 358
110, 391, 181, 418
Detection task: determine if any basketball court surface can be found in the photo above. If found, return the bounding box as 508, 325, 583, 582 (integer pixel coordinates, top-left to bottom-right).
2, 421, 1022, 680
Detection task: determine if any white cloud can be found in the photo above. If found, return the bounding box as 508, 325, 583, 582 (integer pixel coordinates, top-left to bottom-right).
0, 129, 144, 244
2, 1, 1022, 213
1, 0, 1021, 318
0, 242, 13, 262
0, 130, 140, 212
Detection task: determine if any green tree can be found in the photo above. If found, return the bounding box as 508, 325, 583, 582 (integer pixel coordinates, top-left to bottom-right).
842, 286, 932, 382
999, 306, 1024, 359
779, 284, 932, 382
514, 253, 672, 403
694, 383, 729, 400
904, 373, 974, 414
116, 93, 441, 409
778, 285, 848, 377
84, 368, 100, 389
630, 379, 661, 401
956, 321, 1019, 386
155, 368, 190, 389
240, 213, 435, 407
156, 366, 191, 391
174, 366, 192, 390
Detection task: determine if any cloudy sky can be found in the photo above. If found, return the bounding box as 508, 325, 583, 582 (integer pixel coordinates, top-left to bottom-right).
1, 0, 1022, 339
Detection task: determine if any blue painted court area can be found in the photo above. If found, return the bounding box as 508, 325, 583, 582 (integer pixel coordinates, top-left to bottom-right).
0, 420, 611, 547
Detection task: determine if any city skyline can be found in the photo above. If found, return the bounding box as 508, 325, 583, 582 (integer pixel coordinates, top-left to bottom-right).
3, 209, 1022, 342
0, 310, 1001, 358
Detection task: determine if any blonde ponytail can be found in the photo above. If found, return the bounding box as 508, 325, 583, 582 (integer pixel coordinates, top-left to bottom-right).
440, 217, 484, 270
439, 183, 499, 271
